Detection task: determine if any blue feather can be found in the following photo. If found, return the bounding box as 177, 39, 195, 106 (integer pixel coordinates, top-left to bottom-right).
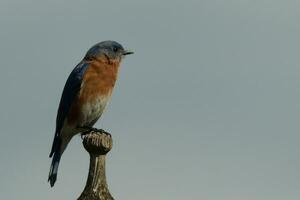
49, 61, 89, 157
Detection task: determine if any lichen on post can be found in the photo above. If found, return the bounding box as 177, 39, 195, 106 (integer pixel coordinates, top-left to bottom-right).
78, 130, 114, 200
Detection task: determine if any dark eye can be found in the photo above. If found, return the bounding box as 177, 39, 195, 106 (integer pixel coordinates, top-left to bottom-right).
113, 47, 118, 52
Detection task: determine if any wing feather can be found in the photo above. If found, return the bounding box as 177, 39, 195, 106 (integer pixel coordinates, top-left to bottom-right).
49, 61, 89, 157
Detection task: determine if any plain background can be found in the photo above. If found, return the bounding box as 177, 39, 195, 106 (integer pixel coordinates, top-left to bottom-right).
0, 0, 299, 199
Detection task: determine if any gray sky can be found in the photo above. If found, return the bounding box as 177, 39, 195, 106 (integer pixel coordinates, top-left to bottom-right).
0, 0, 299, 199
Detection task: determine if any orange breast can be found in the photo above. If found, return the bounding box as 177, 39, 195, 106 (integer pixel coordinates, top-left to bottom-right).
67, 57, 120, 125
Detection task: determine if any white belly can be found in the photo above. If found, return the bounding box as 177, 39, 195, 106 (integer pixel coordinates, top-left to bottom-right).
79, 94, 111, 127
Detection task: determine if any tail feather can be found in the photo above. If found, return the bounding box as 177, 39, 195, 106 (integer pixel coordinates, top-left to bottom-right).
48, 135, 72, 187
49, 135, 61, 187
48, 149, 61, 187
49, 134, 61, 158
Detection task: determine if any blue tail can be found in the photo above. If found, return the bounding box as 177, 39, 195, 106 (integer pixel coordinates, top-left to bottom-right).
48, 136, 61, 187
48, 150, 61, 187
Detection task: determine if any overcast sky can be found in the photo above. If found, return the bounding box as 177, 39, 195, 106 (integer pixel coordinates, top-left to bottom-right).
0, 0, 299, 199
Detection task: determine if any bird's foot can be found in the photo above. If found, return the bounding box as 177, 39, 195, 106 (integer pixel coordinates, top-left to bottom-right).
80, 127, 111, 139
79, 126, 98, 133
100, 130, 111, 137
93, 128, 111, 137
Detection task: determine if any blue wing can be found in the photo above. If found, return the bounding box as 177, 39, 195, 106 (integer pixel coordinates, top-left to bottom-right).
49, 61, 89, 157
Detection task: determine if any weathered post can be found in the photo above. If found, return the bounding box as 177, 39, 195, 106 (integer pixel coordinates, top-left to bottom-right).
78, 130, 114, 200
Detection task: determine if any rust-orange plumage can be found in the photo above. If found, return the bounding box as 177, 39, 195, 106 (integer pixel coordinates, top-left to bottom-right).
67, 56, 119, 125
48, 41, 133, 187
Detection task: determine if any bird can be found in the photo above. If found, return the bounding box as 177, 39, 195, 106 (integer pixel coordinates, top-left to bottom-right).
48, 40, 133, 187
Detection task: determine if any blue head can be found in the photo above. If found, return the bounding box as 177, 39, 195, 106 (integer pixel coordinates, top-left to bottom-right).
84, 40, 133, 61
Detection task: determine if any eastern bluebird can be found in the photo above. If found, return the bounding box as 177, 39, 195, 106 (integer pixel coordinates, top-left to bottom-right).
48, 41, 133, 187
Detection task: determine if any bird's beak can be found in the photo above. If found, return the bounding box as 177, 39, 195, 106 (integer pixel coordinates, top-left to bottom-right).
123, 50, 134, 55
